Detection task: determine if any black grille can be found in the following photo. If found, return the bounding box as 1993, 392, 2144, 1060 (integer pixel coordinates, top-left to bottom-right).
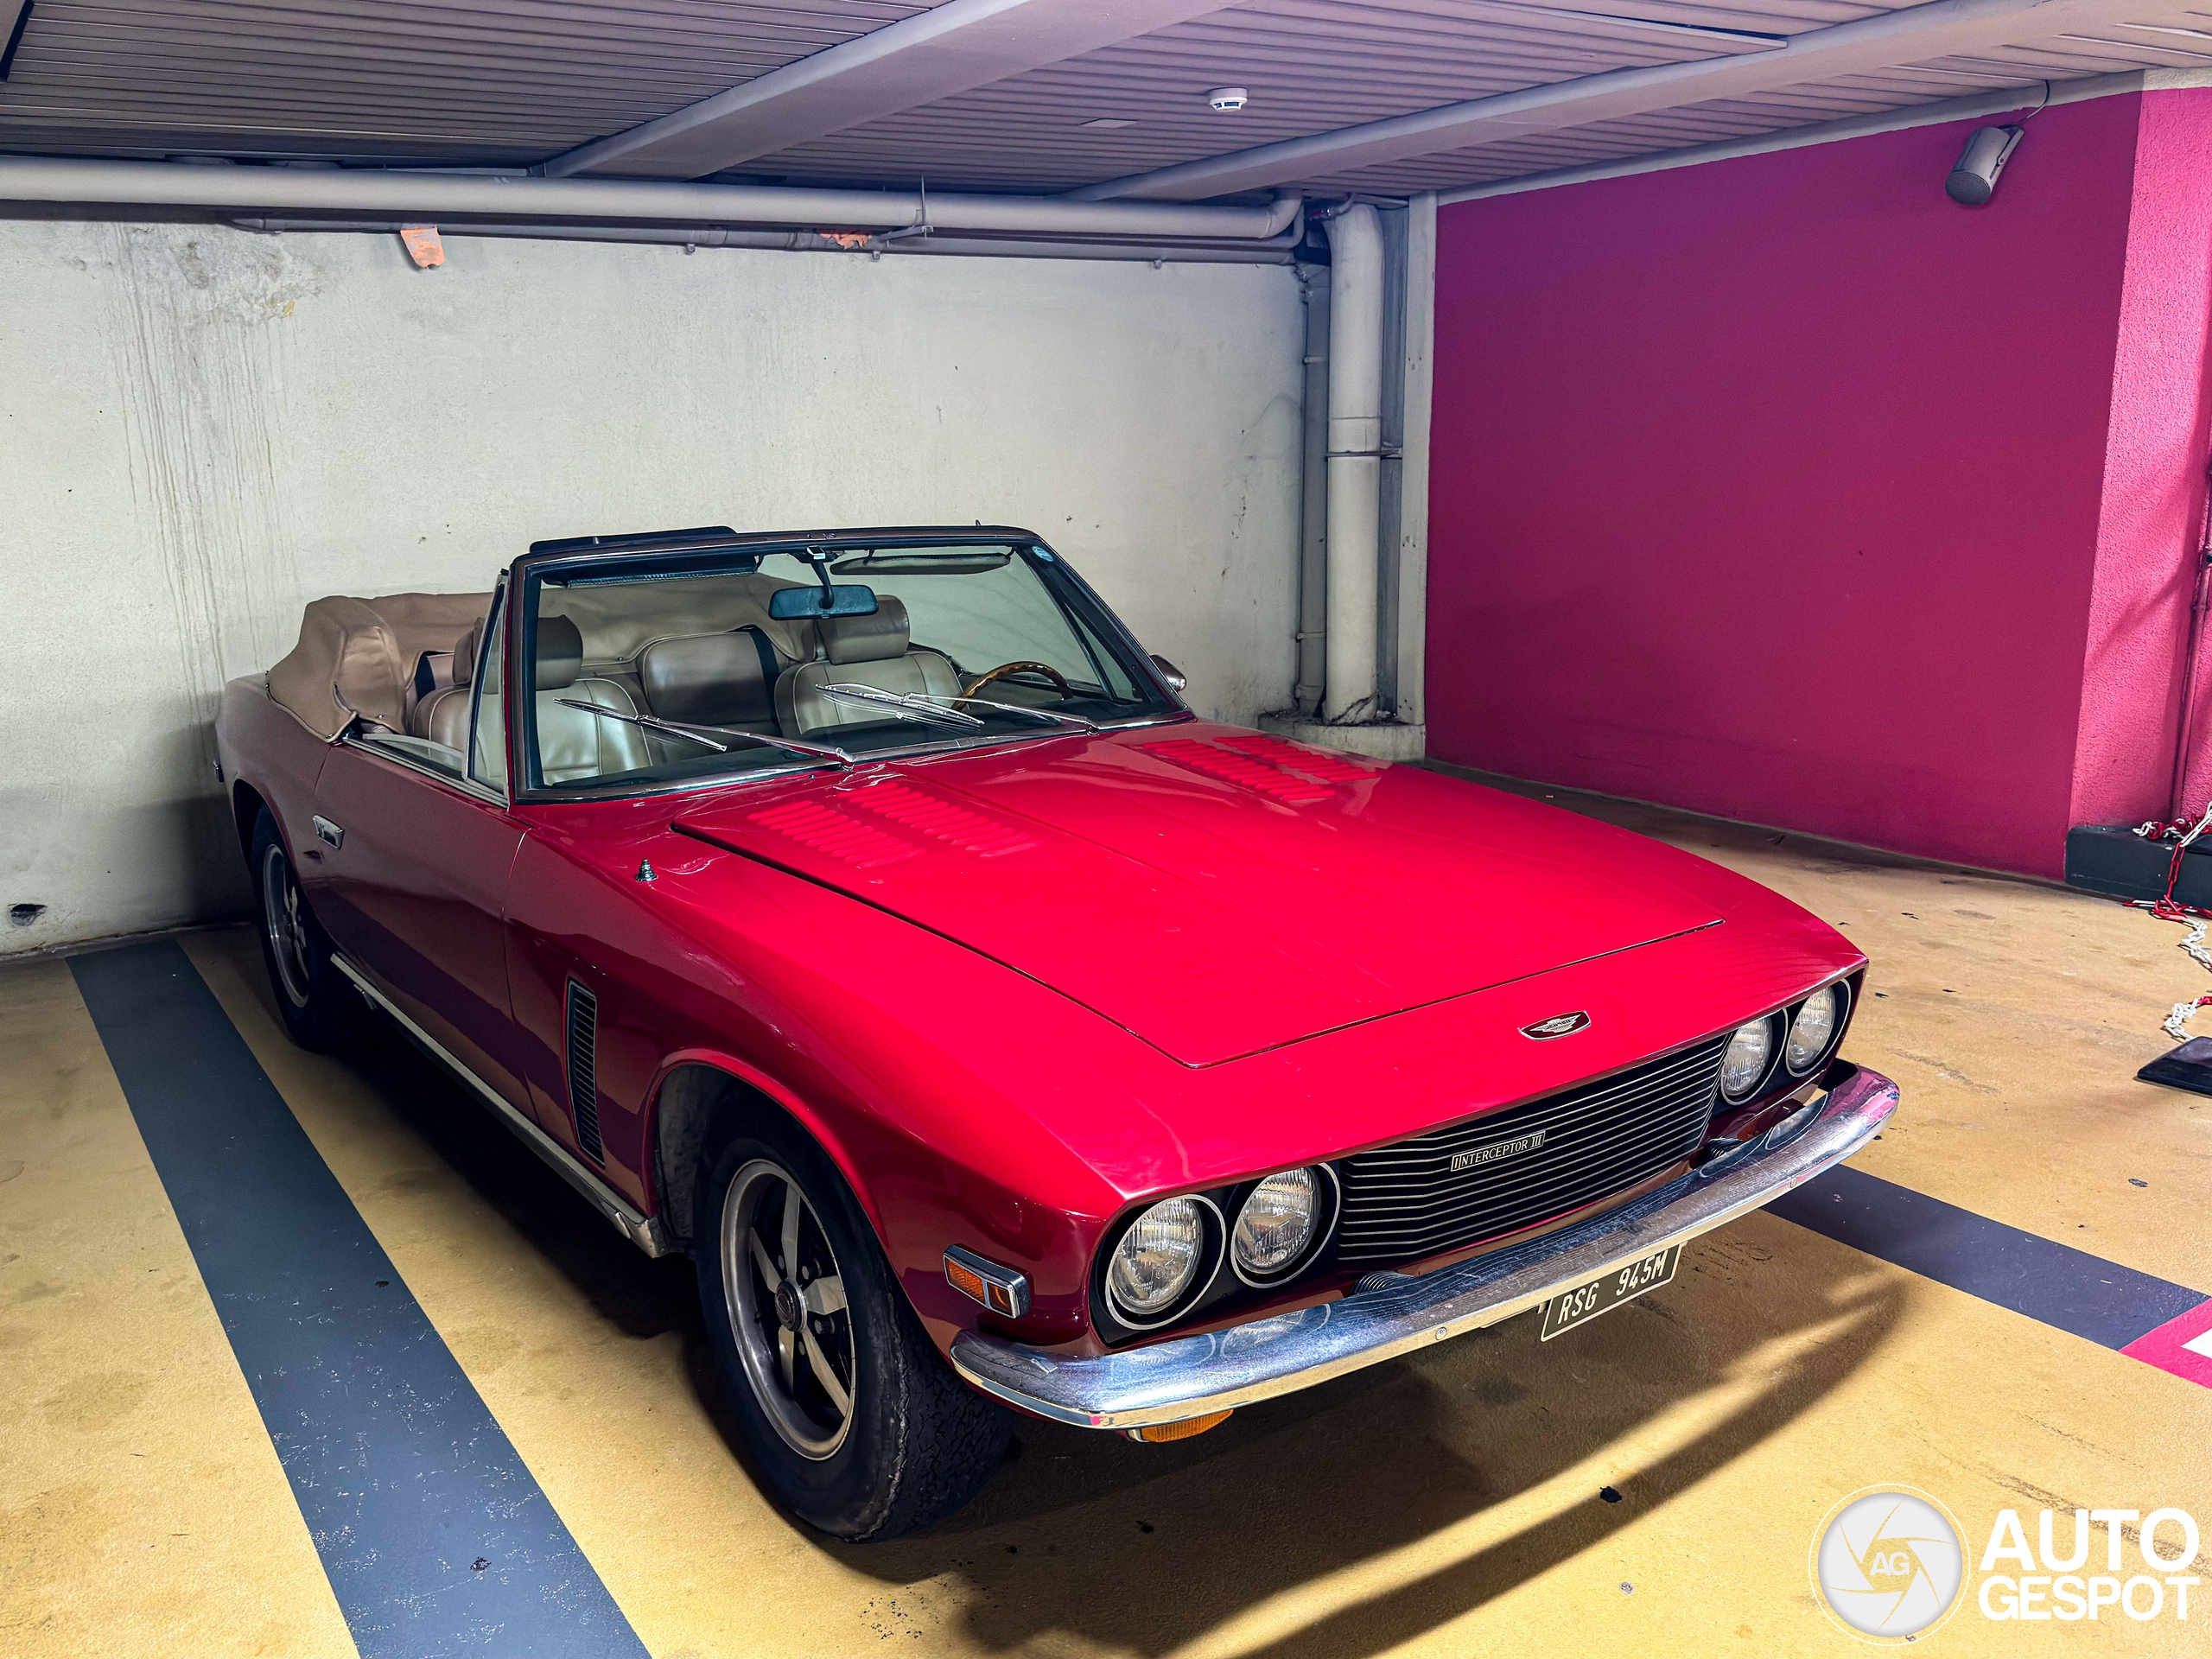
564, 980, 603, 1163
1332, 1036, 1727, 1265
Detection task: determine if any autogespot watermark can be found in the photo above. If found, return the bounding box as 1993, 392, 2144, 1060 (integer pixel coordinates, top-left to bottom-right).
1976, 1505, 2201, 1626
1810, 1487, 2202, 1643
1812, 1487, 1969, 1643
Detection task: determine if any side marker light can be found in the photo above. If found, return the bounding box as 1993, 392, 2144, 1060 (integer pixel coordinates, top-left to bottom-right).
944, 1244, 1030, 1318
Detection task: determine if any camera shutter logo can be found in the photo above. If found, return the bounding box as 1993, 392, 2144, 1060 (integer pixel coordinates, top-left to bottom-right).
1810, 1487, 1967, 1643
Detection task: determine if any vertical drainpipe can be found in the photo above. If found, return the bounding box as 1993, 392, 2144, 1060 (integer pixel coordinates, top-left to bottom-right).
1322, 204, 1385, 724
1295, 270, 1332, 715
1375, 204, 1408, 718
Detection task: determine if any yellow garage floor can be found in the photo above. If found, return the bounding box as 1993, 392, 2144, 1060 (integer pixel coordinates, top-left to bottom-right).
3, 805, 2209, 1658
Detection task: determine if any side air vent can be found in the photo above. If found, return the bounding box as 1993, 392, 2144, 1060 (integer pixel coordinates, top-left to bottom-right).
564, 979, 603, 1162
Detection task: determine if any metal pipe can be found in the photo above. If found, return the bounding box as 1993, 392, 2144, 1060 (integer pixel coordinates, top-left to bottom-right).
1294, 270, 1331, 715
0, 154, 1302, 239
1321, 204, 1384, 724
224, 217, 1299, 264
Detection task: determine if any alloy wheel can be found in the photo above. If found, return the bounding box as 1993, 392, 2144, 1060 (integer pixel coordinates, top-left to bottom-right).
719, 1158, 857, 1459
260, 842, 313, 1010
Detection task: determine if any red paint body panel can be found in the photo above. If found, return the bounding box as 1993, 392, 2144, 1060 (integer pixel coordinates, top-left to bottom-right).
315, 744, 532, 1110
218, 681, 1865, 1362
671, 726, 1726, 1065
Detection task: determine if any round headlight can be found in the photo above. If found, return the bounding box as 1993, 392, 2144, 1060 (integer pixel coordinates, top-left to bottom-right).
1786, 984, 1843, 1074
1719, 1018, 1775, 1101
1233, 1167, 1321, 1280
1107, 1198, 1205, 1320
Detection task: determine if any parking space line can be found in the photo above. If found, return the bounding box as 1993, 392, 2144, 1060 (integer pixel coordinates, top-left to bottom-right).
1770, 1164, 2211, 1382
2119, 1298, 2212, 1389
68, 939, 651, 1659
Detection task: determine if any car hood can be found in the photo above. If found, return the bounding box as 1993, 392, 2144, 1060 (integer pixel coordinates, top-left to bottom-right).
672, 724, 1727, 1066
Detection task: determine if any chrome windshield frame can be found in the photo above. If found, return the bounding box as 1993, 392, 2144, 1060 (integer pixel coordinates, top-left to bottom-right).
506, 526, 1184, 806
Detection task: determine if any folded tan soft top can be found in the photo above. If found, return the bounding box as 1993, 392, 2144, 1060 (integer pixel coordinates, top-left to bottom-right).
268, 592, 489, 741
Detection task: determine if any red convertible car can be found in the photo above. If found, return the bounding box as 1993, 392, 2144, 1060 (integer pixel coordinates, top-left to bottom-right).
217, 524, 1897, 1541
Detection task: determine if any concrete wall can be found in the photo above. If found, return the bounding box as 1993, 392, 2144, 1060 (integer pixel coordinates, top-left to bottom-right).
0, 222, 1305, 950
1426, 89, 2212, 880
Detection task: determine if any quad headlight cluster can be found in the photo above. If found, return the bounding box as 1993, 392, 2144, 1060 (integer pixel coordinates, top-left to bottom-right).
1102, 1164, 1340, 1329
1718, 980, 1852, 1103
1098, 979, 1853, 1338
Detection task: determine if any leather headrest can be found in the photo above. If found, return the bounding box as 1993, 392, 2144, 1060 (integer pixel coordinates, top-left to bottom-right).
821, 595, 910, 665
450, 620, 481, 687
640, 628, 779, 726
536, 613, 584, 690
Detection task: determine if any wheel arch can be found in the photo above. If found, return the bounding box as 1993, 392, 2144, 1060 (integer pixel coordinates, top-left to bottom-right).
645, 1055, 886, 1257
232, 778, 271, 865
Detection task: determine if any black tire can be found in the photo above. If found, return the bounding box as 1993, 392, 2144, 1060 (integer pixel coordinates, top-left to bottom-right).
249, 810, 353, 1052
696, 1113, 1011, 1541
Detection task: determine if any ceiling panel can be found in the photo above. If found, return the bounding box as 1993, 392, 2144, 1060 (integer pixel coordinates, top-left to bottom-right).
0, 0, 931, 160
0, 0, 2196, 195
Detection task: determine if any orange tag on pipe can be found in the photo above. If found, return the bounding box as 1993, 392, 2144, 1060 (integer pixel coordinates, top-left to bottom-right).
399, 226, 445, 269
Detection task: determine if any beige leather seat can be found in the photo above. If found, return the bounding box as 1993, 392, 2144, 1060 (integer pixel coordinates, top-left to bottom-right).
775, 598, 963, 736
408, 613, 649, 784
533, 613, 651, 784
410, 620, 480, 752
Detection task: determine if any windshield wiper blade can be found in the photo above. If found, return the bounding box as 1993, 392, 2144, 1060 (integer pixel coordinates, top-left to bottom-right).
556, 700, 852, 767
818, 683, 985, 728
936, 693, 1096, 733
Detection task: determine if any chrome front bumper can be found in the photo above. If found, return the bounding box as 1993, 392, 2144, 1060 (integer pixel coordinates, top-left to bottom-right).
949, 1064, 1898, 1429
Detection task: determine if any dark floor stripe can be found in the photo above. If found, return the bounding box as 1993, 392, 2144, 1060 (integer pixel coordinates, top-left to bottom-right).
70, 940, 649, 1659
1770, 1165, 2207, 1351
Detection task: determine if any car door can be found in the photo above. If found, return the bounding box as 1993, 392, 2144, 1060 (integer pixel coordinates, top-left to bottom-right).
310, 581, 536, 1112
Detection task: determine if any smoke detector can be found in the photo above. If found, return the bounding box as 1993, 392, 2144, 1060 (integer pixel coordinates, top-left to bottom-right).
1206, 86, 1249, 112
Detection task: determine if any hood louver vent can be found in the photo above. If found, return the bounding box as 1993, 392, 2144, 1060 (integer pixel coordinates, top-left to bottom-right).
565, 979, 603, 1163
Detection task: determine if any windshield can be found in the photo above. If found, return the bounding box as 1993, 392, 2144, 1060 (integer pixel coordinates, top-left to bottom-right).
515, 541, 1179, 796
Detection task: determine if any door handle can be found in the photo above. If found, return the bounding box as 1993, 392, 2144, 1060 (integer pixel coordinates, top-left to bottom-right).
313, 817, 345, 849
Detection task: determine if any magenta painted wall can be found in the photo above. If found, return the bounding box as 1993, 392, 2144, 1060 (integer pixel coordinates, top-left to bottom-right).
1427, 93, 2193, 878
2089, 89, 2212, 825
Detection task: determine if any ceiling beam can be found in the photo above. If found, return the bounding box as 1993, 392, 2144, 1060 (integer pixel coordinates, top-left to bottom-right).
542, 0, 1230, 181
0, 2, 34, 81
1067, 0, 2108, 200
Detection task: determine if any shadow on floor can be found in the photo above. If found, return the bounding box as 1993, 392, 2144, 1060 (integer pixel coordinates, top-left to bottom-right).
273, 961, 1902, 1659
854, 1255, 1897, 1659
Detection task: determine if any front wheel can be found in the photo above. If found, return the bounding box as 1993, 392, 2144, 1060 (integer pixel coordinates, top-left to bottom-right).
249, 810, 352, 1052
696, 1118, 1010, 1541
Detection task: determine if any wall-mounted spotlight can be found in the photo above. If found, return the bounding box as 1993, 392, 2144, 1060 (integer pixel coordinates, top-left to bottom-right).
1945, 124, 2024, 205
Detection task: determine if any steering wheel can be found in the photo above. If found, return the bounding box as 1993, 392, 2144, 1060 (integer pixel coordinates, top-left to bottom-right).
963, 660, 1075, 701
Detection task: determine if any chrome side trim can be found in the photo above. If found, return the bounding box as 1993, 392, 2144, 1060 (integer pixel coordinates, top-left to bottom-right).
950, 1064, 1898, 1429
331, 954, 674, 1257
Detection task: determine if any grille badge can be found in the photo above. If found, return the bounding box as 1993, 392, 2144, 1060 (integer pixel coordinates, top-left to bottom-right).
1451, 1129, 1547, 1172
1520, 1010, 1592, 1040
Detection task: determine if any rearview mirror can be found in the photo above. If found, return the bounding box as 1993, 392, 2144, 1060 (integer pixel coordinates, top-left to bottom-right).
770, 583, 879, 620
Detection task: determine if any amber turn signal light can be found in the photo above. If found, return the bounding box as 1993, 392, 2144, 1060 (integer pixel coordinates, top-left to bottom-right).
1124, 1410, 1234, 1443
944, 1245, 1031, 1318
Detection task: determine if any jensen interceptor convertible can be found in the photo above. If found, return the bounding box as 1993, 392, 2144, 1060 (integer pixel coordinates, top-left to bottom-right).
216, 524, 1897, 1541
